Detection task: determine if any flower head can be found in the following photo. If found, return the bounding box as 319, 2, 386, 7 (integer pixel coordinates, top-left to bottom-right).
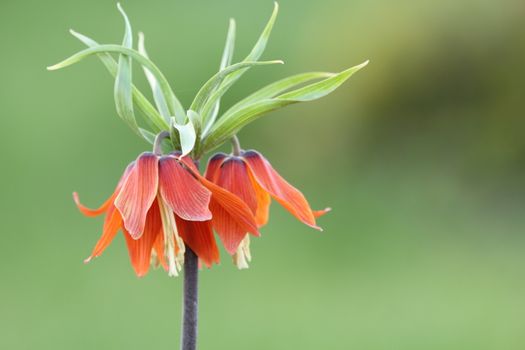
74, 151, 258, 277
205, 149, 330, 268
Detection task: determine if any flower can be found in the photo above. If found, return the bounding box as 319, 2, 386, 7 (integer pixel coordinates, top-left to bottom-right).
205, 150, 330, 268
74, 152, 259, 277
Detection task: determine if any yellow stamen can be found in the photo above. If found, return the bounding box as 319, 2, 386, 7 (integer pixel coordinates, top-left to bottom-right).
233, 235, 252, 269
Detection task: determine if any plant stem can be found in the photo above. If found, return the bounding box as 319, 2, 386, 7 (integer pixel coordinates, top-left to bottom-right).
231, 135, 242, 156
180, 239, 199, 350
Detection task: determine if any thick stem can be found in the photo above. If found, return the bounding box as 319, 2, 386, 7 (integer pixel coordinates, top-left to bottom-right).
181, 248, 199, 350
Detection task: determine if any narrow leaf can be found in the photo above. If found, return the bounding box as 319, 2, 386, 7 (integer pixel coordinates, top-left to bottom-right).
205, 19, 237, 134
202, 61, 369, 153
189, 60, 283, 114
138, 32, 171, 123
217, 3, 279, 93
69, 30, 168, 132
278, 61, 369, 101
223, 71, 334, 119
48, 44, 186, 123
114, 3, 139, 136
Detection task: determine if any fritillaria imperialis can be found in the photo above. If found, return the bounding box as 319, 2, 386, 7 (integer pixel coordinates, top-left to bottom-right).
48, 3, 366, 350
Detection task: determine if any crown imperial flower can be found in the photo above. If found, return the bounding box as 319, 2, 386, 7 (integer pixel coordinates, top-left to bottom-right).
205, 149, 330, 268
50, 3, 367, 348
75, 149, 259, 276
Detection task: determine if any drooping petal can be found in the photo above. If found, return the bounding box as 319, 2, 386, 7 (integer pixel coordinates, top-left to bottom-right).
175, 217, 220, 268
123, 201, 162, 277
73, 192, 117, 217
204, 153, 228, 182
152, 232, 168, 271
242, 150, 321, 230
247, 169, 271, 227
158, 156, 212, 221
216, 158, 258, 214
73, 163, 134, 217
313, 207, 332, 218
179, 156, 260, 254
115, 153, 159, 239
84, 205, 123, 263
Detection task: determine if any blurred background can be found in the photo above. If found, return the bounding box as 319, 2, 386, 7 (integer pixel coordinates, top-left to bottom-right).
1, 0, 524, 349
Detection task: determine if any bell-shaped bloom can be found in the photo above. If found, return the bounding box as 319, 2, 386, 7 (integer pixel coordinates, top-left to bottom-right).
205, 150, 330, 268
74, 152, 259, 277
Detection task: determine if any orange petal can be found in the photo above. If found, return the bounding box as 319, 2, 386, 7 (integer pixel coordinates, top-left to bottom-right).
313, 207, 331, 218
153, 232, 168, 271
84, 205, 122, 263
243, 150, 320, 230
158, 156, 212, 221
73, 163, 134, 217
247, 168, 271, 227
115, 152, 159, 239
123, 201, 162, 277
204, 153, 228, 182
175, 218, 220, 268
73, 192, 116, 217
179, 156, 260, 254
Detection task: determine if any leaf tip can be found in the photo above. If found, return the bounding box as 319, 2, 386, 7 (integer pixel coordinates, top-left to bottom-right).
358, 60, 370, 69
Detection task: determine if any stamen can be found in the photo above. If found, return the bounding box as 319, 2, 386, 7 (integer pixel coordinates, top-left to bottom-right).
158, 195, 186, 277
233, 235, 252, 269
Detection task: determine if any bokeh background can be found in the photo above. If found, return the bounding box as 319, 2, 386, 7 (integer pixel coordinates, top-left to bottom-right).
1, 0, 524, 349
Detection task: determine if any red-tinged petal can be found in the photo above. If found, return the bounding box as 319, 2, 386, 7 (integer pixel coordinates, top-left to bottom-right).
123, 201, 162, 277
313, 207, 331, 218
180, 156, 260, 254
247, 169, 271, 227
153, 232, 168, 271
84, 205, 122, 263
175, 217, 220, 268
158, 156, 212, 221
242, 150, 319, 230
115, 153, 159, 239
205, 153, 228, 182
216, 158, 258, 214
73, 163, 134, 217
73, 192, 116, 217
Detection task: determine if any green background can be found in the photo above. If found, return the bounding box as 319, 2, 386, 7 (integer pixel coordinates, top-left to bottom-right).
1, 0, 524, 349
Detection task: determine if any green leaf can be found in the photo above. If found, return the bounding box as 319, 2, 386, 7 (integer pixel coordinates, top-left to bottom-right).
140, 128, 156, 144
48, 44, 186, 123
278, 61, 369, 101
113, 3, 139, 136
189, 60, 283, 115
202, 61, 369, 153
204, 18, 237, 134
224, 71, 334, 117
69, 30, 168, 132
215, 2, 279, 96
220, 19, 236, 70
170, 117, 196, 157
138, 32, 171, 124
245, 2, 279, 62
199, 2, 280, 137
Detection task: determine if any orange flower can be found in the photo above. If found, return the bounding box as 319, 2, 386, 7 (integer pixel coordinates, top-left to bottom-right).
74, 152, 258, 277
204, 150, 330, 268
